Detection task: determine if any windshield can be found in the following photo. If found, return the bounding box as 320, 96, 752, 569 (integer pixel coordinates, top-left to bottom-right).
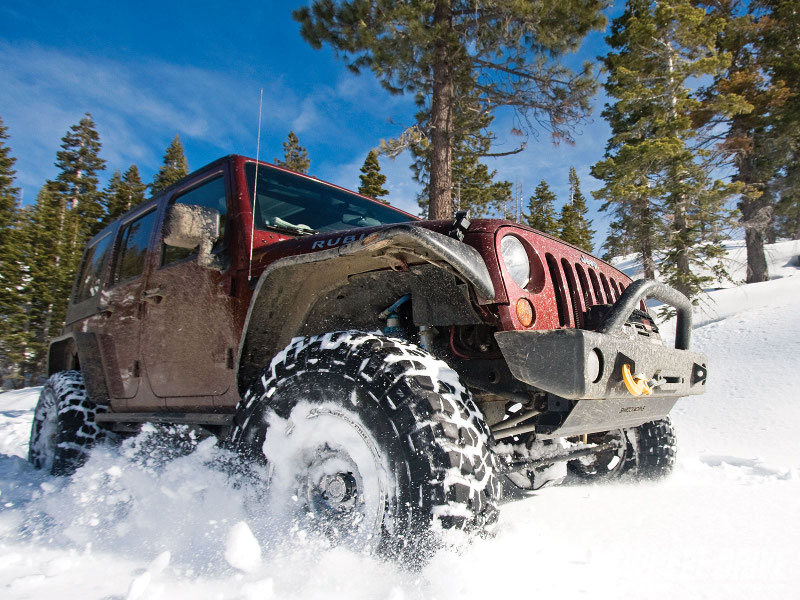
245, 162, 413, 235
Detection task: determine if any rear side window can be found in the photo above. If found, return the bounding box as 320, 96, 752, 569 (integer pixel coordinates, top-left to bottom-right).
74, 232, 114, 302
112, 209, 158, 285
162, 175, 227, 266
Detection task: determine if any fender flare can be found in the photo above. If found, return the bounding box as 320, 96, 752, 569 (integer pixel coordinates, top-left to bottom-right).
48, 332, 110, 405
236, 225, 496, 392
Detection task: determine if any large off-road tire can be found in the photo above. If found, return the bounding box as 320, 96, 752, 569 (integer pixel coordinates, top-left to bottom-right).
28, 371, 108, 476
568, 418, 676, 481
230, 331, 501, 562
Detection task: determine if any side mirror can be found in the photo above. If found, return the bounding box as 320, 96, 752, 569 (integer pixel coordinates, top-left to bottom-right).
163, 204, 227, 270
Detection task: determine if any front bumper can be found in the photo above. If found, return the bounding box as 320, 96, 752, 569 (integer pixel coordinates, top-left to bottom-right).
494, 279, 708, 437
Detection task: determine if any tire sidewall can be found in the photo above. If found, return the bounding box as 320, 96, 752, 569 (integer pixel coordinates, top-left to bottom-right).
234, 369, 419, 554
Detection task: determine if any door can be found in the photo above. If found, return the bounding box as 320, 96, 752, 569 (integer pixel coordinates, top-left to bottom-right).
140, 172, 238, 401
101, 206, 159, 399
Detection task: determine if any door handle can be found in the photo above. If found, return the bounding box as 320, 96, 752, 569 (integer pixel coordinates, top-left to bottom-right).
141, 288, 165, 304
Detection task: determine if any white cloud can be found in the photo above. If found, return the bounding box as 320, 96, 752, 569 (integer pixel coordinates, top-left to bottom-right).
0, 41, 295, 199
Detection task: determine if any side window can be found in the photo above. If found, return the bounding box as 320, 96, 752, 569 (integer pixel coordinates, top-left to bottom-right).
111, 209, 158, 286
74, 232, 114, 302
162, 175, 227, 266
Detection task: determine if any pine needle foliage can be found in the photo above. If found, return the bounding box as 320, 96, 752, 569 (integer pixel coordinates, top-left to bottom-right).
358, 150, 389, 202
0, 117, 26, 387
294, 0, 607, 219
593, 0, 739, 299
526, 180, 559, 235
275, 131, 310, 174
558, 167, 595, 252
105, 164, 146, 223
151, 135, 189, 195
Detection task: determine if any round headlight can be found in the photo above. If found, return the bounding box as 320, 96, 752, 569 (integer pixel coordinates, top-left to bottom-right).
500, 235, 530, 288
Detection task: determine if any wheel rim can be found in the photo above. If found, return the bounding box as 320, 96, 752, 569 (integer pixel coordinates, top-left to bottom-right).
262, 403, 392, 548
572, 430, 628, 477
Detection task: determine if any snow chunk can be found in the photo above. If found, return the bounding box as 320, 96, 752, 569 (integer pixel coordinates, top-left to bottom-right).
224, 521, 262, 573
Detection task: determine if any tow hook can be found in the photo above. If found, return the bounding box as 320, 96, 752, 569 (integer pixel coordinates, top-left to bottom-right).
622, 363, 653, 396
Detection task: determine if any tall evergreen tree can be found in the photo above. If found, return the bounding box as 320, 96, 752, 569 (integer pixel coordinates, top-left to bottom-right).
526, 180, 559, 235
15, 117, 107, 379
0, 116, 18, 237
18, 183, 71, 378
53, 113, 107, 239
759, 0, 800, 242
409, 85, 513, 218
358, 150, 389, 202
151, 135, 189, 195
295, 1, 607, 220
105, 164, 146, 223
275, 131, 310, 174
558, 167, 594, 252
594, 0, 737, 297
601, 220, 635, 261
698, 0, 789, 283
0, 117, 25, 387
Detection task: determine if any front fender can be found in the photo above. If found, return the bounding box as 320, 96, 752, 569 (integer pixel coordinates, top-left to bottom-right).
236, 226, 496, 393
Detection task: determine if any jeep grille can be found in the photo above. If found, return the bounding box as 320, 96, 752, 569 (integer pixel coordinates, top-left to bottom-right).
545, 252, 628, 329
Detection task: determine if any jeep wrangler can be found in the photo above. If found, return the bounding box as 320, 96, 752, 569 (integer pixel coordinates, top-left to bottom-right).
29, 155, 707, 560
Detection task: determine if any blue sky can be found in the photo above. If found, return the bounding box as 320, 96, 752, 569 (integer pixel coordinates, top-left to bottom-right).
1, 1, 624, 250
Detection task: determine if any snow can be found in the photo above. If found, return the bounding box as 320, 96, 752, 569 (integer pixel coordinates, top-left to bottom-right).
0, 243, 798, 598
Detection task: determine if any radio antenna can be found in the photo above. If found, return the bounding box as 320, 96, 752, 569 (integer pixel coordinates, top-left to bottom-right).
248, 88, 263, 282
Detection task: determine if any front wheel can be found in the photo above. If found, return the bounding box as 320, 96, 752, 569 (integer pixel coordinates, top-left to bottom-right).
568, 418, 676, 481
230, 331, 501, 562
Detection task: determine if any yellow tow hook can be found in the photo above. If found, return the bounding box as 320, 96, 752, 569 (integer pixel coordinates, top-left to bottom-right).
622, 363, 653, 397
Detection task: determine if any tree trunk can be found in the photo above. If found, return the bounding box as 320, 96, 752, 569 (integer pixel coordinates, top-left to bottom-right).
673, 195, 691, 297
740, 194, 770, 283
428, 0, 454, 220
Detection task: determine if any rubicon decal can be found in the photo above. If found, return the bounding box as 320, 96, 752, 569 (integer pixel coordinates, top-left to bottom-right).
311, 232, 368, 250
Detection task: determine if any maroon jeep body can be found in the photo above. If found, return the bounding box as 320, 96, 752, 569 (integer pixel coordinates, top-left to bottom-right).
30, 155, 707, 558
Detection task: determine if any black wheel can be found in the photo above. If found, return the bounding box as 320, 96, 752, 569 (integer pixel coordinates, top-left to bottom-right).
230, 331, 501, 562
28, 371, 108, 475
568, 418, 676, 481
567, 429, 633, 479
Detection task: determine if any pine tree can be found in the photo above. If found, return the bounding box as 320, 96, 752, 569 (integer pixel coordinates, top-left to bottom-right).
275, 131, 310, 174
15, 116, 107, 379
53, 113, 107, 239
151, 135, 189, 195
0, 116, 26, 387
526, 180, 559, 235
105, 164, 146, 223
295, 1, 606, 220
18, 183, 70, 379
558, 168, 595, 252
358, 150, 389, 202
698, 0, 790, 283
593, 0, 737, 297
601, 220, 635, 261
759, 0, 800, 242
410, 87, 513, 218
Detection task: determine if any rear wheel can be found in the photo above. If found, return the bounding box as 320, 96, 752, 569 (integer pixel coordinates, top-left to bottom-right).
28, 371, 108, 475
230, 331, 501, 562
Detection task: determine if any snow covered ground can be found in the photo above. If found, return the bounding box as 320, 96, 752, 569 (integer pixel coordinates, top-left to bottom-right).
1, 243, 799, 599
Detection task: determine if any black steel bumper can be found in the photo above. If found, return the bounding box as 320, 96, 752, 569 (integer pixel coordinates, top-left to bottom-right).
494, 280, 707, 436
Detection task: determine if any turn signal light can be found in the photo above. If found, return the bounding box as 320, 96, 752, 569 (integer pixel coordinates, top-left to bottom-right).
516, 298, 534, 327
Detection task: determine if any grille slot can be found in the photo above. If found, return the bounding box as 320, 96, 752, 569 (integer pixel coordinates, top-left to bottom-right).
561, 258, 582, 328
546, 253, 568, 327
